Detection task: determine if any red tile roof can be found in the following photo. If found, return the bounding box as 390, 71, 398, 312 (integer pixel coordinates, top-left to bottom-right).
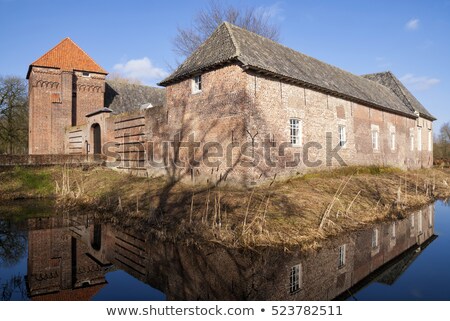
31, 283, 106, 301
27, 37, 107, 78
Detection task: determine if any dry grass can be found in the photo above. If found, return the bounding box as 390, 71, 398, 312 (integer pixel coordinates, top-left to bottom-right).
48, 165, 450, 250
2, 165, 449, 249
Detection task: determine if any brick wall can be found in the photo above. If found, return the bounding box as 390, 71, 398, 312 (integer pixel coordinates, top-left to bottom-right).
28, 67, 106, 155
246, 70, 434, 181
56, 63, 434, 185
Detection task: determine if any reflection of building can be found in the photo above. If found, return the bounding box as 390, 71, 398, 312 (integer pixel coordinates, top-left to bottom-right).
280, 204, 436, 300
26, 216, 110, 300
25, 204, 436, 300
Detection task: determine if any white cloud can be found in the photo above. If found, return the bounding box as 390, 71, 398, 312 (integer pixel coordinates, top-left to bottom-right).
400, 74, 440, 91
405, 18, 420, 30
113, 57, 168, 84
256, 2, 285, 22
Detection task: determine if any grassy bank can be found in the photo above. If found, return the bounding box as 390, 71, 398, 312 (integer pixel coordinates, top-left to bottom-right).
0, 166, 55, 200
1, 165, 450, 249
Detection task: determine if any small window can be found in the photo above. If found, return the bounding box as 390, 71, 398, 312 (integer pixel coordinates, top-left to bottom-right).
410, 133, 415, 151
289, 264, 302, 294
390, 132, 396, 151
192, 75, 202, 93
372, 228, 379, 248
417, 127, 422, 151
410, 213, 415, 228
391, 222, 396, 239
428, 130, 432, 152
338, 125, 346, 147
428, 212, 433, 228
372, 130, 379, 150
82, 71, 90, 77
338, 244, 346, 268
290, 118, 302, 146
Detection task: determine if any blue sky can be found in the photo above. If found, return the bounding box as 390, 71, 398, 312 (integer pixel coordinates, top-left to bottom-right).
0, 0, 448, 129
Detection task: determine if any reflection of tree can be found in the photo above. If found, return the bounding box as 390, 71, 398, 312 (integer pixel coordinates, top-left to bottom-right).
0, 220, 27, 267
0, 274, 27, 301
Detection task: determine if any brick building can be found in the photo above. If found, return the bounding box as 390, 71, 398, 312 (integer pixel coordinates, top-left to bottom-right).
27, 23, 436, 183
26, 38, 163, 155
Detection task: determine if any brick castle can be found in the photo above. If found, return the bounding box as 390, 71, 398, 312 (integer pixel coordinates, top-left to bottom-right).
27, 23, 435, 183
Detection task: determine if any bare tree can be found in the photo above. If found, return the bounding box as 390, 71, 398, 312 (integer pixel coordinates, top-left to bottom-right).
434, 122, 450, 160
173, 0, 281, 57
0, 76, 28, 154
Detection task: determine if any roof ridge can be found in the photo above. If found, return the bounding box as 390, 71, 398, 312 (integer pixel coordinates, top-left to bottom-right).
30, 37, 107, 74
169, 22, 234, 75
362, 71, 435, 119
223, 21, 241, 57
363, 71, 417, 113
31, 37, 70, 66
65, 38, 106, 74
384, 72, 416, 113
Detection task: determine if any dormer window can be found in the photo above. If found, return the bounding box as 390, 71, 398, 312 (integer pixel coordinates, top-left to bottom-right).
192, 75, 202, 93
82, 71, 90, 77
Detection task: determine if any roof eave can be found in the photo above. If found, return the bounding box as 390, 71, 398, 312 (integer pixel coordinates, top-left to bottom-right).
27, 64, 108, 79
419, 113, 437, 121
158, 57, 241, 87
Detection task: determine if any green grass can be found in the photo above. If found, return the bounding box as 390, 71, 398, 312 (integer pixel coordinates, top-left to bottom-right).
0, 166, 55, 199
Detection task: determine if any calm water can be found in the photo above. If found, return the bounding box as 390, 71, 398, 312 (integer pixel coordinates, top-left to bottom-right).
0, 199, 449, 301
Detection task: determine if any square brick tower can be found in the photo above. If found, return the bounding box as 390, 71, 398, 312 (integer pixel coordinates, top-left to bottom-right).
26, 38, 108, 154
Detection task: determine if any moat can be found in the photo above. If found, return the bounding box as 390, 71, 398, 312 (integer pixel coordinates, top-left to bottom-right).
1, 199, 449, 301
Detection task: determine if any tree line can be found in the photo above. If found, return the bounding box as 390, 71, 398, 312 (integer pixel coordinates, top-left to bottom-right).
434, 122, 450, 163
0, 76, 28, 154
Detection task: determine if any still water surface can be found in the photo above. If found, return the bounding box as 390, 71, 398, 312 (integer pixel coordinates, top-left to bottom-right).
0, 199, 449, 300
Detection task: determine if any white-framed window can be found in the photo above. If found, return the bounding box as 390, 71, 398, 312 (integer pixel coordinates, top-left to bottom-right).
391, 222, 396, 239
82, 71, 90, 77
192, 75, 202, 93
290, 118, 302, 146
428, 211, 433, 228
338, 244, 346, 268
289, 264, 302, 294
390, 128, 396, 151
418, 210, 423, 234
372, 130, 379, 150
417, 127, 422, 151
338, 125, 346, 147
410, 213, 415, 228
428, 130, 432, 152
410, 133, 415, 151
372, 228, 379, 248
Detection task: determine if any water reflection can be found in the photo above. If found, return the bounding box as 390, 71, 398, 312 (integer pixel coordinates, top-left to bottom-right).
0, 203, 437, 300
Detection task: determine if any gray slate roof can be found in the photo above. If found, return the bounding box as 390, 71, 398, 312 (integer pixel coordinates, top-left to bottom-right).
362, 72, 435, 120
160, 22, 429, 119
105, 80, 165, 114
